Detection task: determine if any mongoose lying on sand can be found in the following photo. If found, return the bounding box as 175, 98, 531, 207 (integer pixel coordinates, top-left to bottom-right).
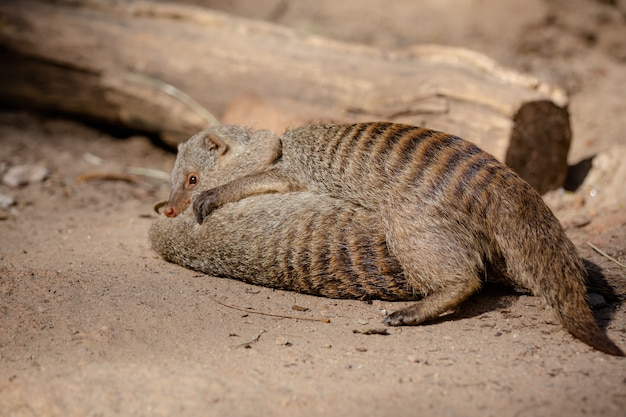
188, 122, 623, 356
151, 192, 414, 300
150, 126, 413, 300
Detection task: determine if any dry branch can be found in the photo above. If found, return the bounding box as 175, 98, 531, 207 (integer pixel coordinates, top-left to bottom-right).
0, 0, 571, 192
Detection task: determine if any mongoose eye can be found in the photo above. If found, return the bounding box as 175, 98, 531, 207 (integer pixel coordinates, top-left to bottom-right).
187, 174, 198, 187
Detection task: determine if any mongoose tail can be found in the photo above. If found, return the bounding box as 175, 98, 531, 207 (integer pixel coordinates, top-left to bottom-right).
560, 298, 625, 356
492, 190, 624, 356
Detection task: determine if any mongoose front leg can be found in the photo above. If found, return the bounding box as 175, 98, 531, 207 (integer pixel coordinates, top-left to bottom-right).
193, 168, 303, 223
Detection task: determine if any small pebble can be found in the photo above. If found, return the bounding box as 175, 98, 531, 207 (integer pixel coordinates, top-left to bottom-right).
275, 336, 290, 346
407, 355, 422, 363
2, 164, 48, 187
0, 194, 15, 208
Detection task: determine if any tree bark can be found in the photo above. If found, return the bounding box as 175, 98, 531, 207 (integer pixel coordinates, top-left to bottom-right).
0, 0, 571, 193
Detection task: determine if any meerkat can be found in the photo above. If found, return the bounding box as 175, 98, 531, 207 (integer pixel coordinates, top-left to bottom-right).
190, 122, 623, 356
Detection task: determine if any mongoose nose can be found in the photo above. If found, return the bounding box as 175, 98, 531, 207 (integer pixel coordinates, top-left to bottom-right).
163, 206, 177, 217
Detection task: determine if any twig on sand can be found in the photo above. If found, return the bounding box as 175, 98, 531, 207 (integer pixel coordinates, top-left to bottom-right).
210, 295, 331, 323
232, 330, 266, 349
587, 241, 626, 268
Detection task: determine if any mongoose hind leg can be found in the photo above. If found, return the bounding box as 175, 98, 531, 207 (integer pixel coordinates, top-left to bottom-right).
383, 278, 482, 325
382, 211, 485, 326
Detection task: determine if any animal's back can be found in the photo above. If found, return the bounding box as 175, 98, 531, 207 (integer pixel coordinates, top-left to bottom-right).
282, 123, 510, 210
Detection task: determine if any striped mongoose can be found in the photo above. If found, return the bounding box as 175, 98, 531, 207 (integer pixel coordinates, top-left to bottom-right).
189, 122, 623, 356
150, 126, 413, 300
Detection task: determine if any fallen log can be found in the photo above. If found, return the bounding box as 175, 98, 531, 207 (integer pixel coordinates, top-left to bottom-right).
0, 0, 570, 193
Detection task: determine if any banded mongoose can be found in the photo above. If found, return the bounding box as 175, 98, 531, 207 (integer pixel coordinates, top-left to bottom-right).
150, 126, 413, 300
191, 122, 624, 356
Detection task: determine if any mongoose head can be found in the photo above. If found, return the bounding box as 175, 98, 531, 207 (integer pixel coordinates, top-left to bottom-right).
163, 125, 281, 217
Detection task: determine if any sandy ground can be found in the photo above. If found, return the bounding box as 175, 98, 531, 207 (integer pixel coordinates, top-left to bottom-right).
1, 1, 626, 416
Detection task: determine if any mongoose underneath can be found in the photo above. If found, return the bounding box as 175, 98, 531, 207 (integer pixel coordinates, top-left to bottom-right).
150, 126, 412, 300
192, 122, 624, 356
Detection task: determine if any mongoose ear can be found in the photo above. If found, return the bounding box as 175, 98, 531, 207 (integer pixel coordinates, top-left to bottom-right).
205, 132, 229, 156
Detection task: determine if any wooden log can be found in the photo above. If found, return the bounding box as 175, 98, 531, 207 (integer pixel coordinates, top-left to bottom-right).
0, 0, 571, 193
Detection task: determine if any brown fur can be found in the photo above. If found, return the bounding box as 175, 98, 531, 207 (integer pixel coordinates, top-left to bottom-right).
150, 127, 413, 300
192, 122, 624, 356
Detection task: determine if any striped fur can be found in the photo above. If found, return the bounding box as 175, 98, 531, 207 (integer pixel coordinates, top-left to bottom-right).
151, 192, 413, 300
150, 127, 414, 301
192, 122, 623, 356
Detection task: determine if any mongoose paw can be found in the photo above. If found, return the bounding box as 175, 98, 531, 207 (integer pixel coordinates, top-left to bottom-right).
383, 311, 407, 326
383, 307, 426, 326
193, 190, 220, 224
